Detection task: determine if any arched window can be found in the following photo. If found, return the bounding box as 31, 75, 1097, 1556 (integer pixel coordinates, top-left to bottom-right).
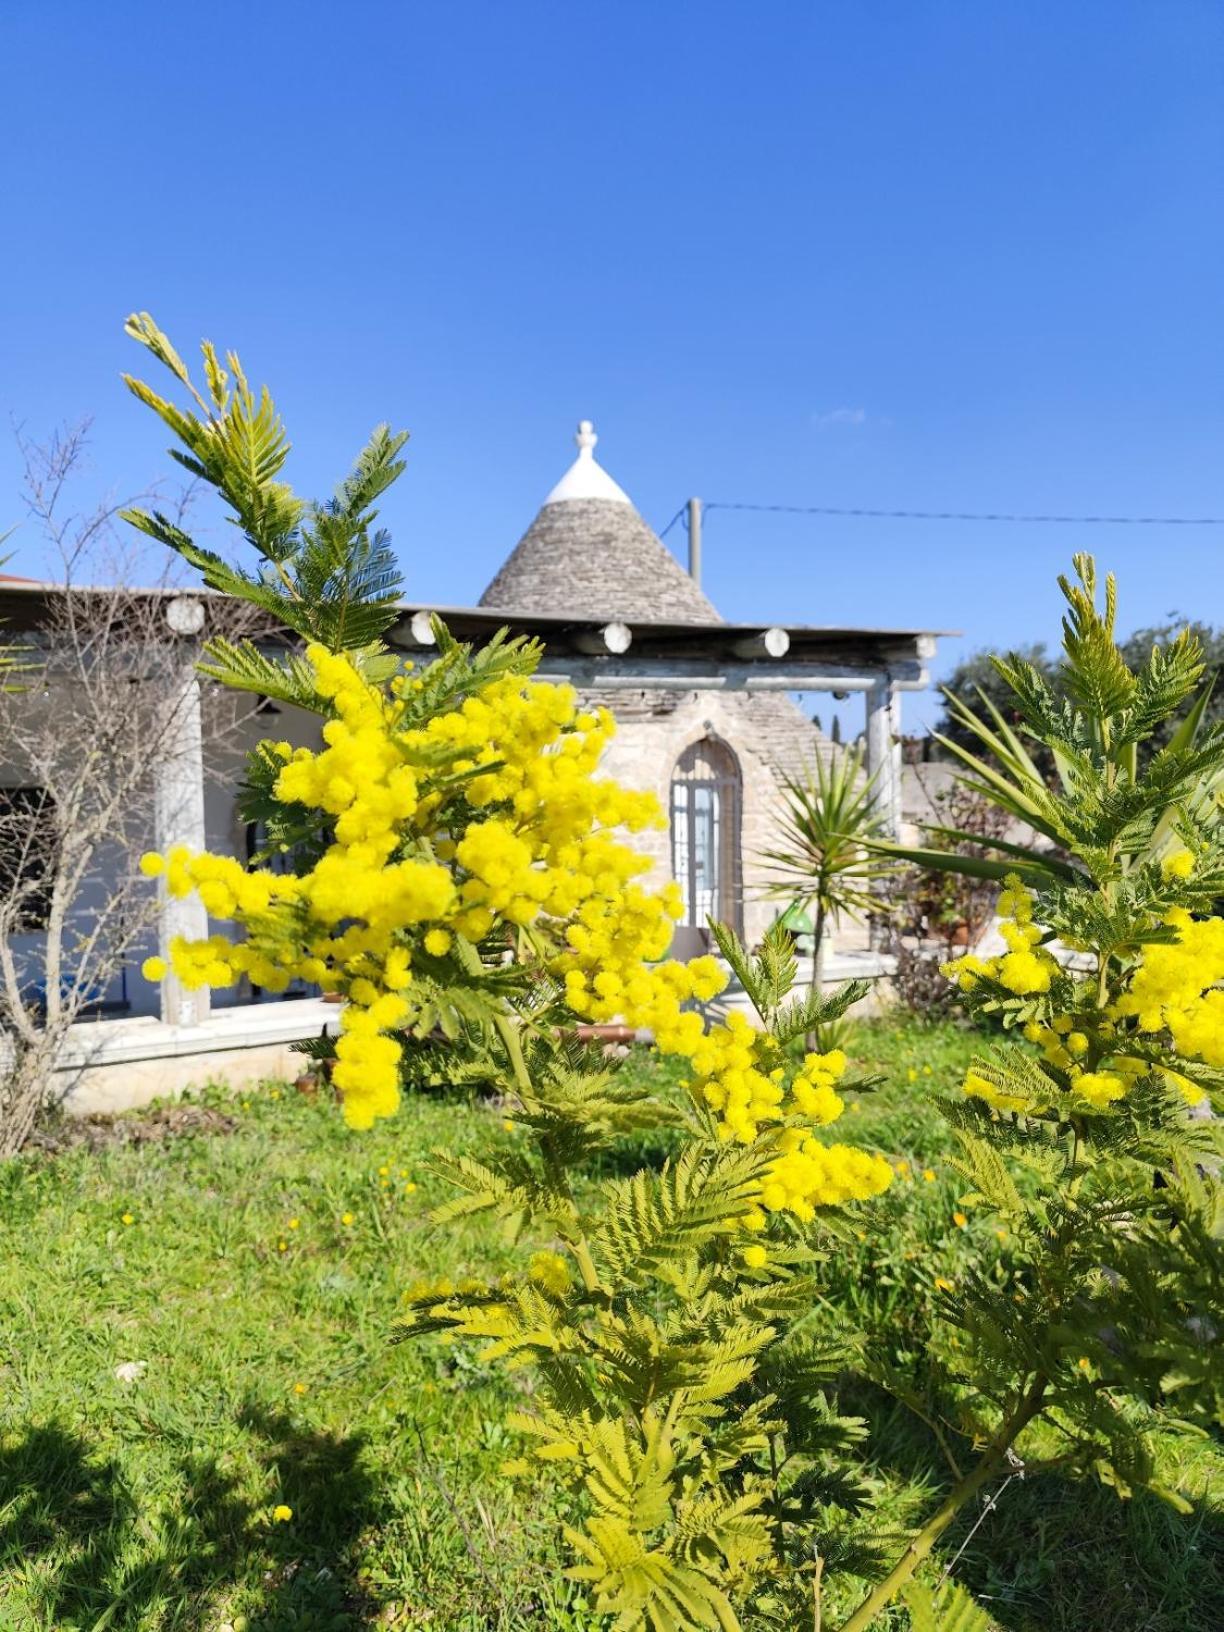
670, 737, 743, 952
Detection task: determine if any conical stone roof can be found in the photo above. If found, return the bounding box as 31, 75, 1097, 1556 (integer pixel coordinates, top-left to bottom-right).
478, 421, 721, 624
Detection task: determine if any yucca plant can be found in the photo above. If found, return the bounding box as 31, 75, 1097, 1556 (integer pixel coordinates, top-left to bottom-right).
759, 743, 900, 998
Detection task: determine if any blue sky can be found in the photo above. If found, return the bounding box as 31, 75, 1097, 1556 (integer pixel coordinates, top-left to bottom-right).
3, 1, 1222, 733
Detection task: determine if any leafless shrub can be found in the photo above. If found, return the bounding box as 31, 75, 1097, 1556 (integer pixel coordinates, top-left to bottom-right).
0, 425, 258, 1153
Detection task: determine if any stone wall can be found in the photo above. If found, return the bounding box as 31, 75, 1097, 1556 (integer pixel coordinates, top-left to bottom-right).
583, 686, 812, 951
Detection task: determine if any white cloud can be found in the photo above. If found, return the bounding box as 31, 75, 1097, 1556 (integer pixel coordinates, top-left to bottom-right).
813, 406, 868, 429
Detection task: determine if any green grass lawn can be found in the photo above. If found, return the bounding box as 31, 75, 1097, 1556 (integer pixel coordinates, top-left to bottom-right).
1, 1018, 1221, 1631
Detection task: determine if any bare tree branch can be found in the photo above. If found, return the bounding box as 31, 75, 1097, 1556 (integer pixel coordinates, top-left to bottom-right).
0, 425, 261, 1153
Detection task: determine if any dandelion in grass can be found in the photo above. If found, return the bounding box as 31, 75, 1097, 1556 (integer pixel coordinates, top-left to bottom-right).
340, 1212, 354, 1226
272, 1504, 293, 1523
121, 1212, 135, 1226
922, 1168, 936, 1182
953, 1211, 968, 1229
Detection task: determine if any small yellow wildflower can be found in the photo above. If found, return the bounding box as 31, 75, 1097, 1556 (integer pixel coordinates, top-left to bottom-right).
995, 1227, 1008, 1241
272, 1504, 293, 1523
502, 1118, 514, 1131
141, 956, 168, 982
952, 1211, 968, 1229
1078, 1356, 1091, 1371
378, 1165, 390, 1177
270, 1089, 281, 1101
404, 1181, 417, 1194
121, 1212, 135, 1226
288, 1218, 300, 1230
277, 1240, 288, 1253
341, 1212, 354, 1226
293, 1382, 308, 1395
922, 1064, 932, 1076
934, 1276, 954, 1292
922, 1169, 936, 1183
907, 1067, 918, 1083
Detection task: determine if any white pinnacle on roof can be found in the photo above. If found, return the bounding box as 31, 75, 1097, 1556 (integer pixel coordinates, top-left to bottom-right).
543, 420, 633, 506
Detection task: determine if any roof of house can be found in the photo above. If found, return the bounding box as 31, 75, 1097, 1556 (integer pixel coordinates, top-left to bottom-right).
478, 421, 722, 624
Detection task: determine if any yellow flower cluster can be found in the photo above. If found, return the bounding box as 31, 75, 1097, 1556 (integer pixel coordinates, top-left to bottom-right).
682, 1025, 891, 1219
140, 646, 708, 1129
1114, 908, 1224, 1068
527, 1251, 573, 1297
1161, 848, 1196, 882
755, 1133, 894, 1222
791, 1049, 848, 1123
688, 1011, 785, 1143
558, 885, 728, 1052
138, 641, 899, 1235
950, 889, 1221, 1115
942, 877, 1057, 997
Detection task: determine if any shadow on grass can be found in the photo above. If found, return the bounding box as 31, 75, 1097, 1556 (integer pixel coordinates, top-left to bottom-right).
0, 1407, 382, 1630
843, 1383, 1224, 1632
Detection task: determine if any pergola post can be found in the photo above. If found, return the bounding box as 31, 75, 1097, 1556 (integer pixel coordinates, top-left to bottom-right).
153, 598, 210, 1027
865, 678, 901, 838
865, 677, 901, 951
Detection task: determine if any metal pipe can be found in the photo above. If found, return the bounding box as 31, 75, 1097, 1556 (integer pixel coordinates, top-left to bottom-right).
687, 497, 702, 584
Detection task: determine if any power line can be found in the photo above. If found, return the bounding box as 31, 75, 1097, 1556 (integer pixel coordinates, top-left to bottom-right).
658, 503, 687, 540
700, 500, 1224, 526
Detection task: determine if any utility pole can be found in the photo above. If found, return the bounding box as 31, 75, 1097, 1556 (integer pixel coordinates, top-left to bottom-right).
686, 497, 702, 586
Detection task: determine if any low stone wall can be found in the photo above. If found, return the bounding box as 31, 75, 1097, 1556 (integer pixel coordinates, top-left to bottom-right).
51, 998, 339, 1117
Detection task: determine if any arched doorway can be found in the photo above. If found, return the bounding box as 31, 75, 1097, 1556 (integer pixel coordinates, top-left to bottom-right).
669, 736, 743, 957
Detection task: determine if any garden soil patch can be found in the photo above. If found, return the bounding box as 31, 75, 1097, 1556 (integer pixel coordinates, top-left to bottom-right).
28, 1102, 238, 1156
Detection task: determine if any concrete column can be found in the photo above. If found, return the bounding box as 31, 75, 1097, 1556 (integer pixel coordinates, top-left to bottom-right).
865, 678, 901, 952
864, 678, 901, 839
153, 598, 210, 1026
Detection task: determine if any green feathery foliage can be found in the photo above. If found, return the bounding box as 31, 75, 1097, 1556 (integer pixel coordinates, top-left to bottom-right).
837, 558, 1224, 1631
121, 311, 409, 664
902, 1577, 994, 1632
396, 948, 888, 1631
